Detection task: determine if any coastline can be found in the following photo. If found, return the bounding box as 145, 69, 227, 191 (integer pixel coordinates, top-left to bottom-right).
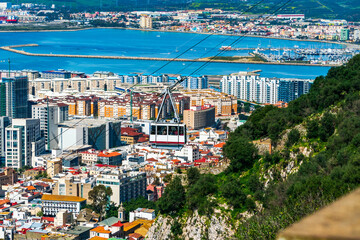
0, 25, 359, 49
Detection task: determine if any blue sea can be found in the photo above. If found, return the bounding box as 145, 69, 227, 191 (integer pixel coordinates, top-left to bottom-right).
0, 28, 339, 78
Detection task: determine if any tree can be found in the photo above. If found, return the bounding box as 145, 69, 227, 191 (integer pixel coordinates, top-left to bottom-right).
88, 185, 113, 220
186, 174, 217, 215
37, 211, 44, 217
186, 167, 200, 185
222, 179, 247, 209
105, 202, 119, 219
163, 174, 172, 183
157, 177, 185, 215
307, 120, 319, 139
286, 129, 301, 147
171, 219, 183, 238
224, 137, 258, 172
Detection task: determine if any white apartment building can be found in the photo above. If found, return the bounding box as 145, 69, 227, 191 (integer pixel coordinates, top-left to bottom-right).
41, 194, 86, 217
174, 144, 200, 162
32, 104, 60, 150
140, 14, 153, 29
354, 29, 360, 41
96, 170, 146, 205
0, 117, 11, 162
220, 73, 279, 104
5, 119, 45, 168
129, 208, 156, 222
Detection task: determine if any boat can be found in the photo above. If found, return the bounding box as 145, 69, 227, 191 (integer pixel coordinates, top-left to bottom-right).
220, 46, 233, 51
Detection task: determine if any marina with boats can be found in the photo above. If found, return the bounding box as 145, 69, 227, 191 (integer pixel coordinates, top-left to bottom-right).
220, 45, 360, 65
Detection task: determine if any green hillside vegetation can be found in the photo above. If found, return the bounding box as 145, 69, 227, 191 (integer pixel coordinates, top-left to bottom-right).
191, 0, 360, 21
156, 54, 360, 239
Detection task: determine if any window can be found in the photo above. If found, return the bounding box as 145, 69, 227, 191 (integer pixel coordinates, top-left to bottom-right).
169, 126, 178, 135
179, 126, 184, 136
151, 126, 156, 135
157, 126, 167, 135
13, 131, 17, 140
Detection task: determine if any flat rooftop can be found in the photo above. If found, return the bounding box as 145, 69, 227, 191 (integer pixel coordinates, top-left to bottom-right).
59, 118, 120, 128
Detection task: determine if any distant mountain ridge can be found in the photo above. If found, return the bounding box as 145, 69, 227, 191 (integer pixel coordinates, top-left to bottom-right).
8, 0, 360, 21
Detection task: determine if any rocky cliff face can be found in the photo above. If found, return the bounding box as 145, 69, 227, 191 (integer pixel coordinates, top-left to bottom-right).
147, 210, 236, 240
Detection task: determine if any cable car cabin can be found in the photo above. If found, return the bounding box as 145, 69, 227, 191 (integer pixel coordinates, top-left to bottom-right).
150, 123, 187, 149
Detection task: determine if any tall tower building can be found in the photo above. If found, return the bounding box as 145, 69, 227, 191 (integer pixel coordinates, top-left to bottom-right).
0, 116, 11, 165
140, 14, 153, 29
5, 119, 45, 168
32, 104, 60, 150
0, 77, 29, 118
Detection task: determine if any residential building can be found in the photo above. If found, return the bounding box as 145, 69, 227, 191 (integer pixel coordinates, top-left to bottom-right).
96, 170, 146, 205
340, 28, 349, 41
5, 119, 45, 168
53, 174, 95, 200
54, 210, 74, 227
98, 152, 123, 165
0, 77, 28, 118
121, 127, 148, 145
41, 194, 86, 216
32, 104, 60, 150
174, 144, 200, 162
181, 75, 208, 90
80, 149, 100, 166
0, 168, 17, 186
354, 30, 360, 42
182, 89, 237, 116
0, 116, 11, 164
140, 14, 152, 29
220, 72, 313, 104
184, 105, 216, 130
41, 70, 71, 79
278, 79, 313, 103
47, 158, 62, 178
0, 2, 11, 10
129, 208, 156, 222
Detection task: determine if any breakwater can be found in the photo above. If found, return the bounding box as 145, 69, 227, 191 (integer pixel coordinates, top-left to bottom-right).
0, 44, 340, 67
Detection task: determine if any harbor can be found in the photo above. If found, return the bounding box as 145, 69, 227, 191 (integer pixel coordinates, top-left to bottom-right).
220, 45, 360, 65
0, 44, 342, 67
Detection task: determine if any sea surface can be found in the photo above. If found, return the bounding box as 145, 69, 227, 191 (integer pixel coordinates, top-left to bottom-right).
0, 28, 340, 78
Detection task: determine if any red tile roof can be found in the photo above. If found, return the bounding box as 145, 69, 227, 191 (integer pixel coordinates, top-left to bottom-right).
214, 142, 226, 148
42, 217, 54, 222
112, 221, 124, 227
98, 152, 121, 158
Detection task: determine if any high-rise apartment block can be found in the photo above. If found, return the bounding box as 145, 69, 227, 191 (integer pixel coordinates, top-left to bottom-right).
181, 76, 208, 90
32, 103, 69, 150
220, 73, 313, 104
0, 117, 11, 165
140, 14, 152, 29
184, 105, 216, 130
0, 77, 28, 118
278, 79, 313, 103
340, 28, 349, 41
5, 119, 45, 168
